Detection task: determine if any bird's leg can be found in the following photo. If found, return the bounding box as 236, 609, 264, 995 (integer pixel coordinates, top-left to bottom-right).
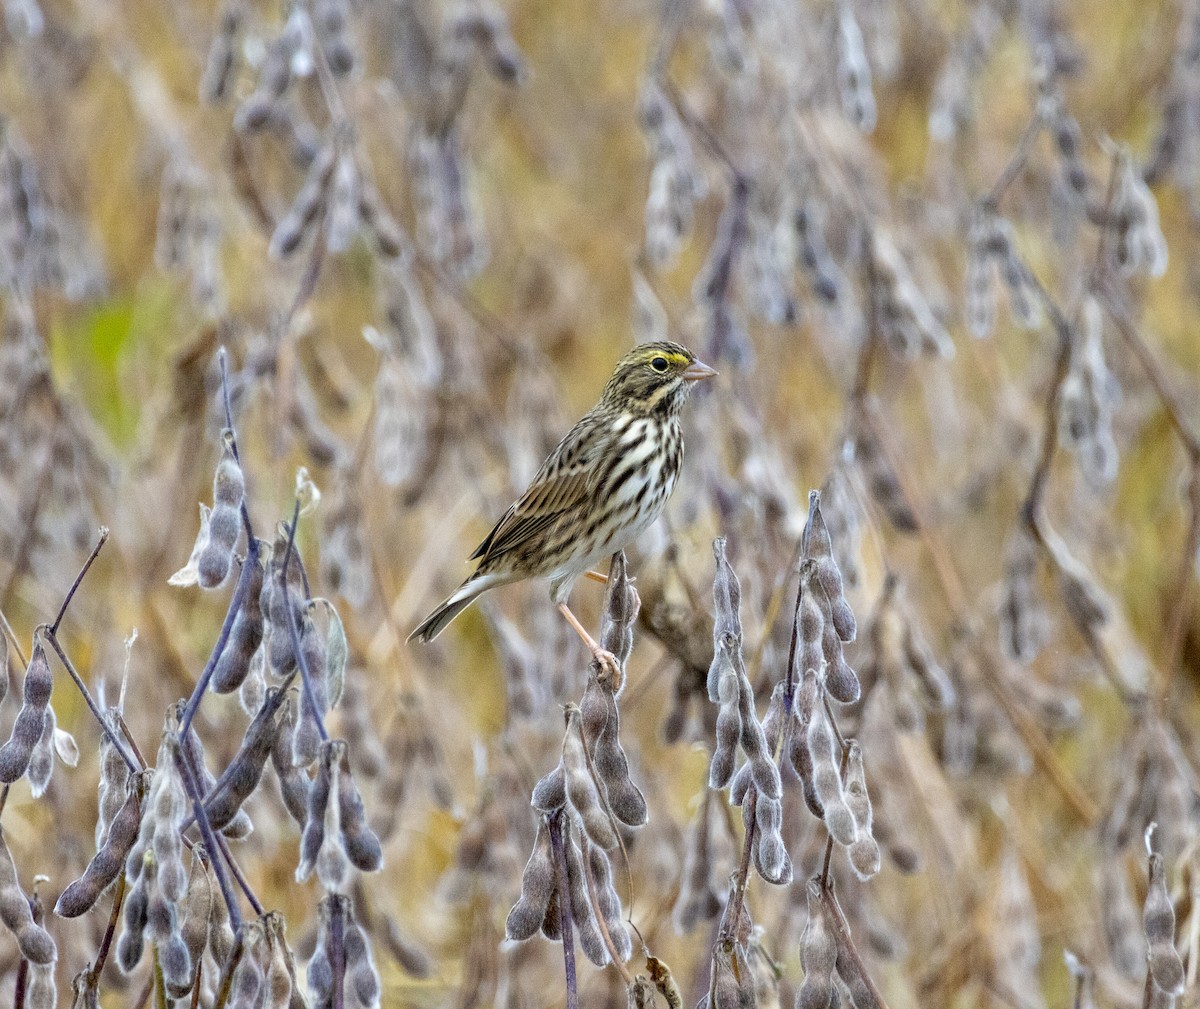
583, 570, 609, 584
556, 602, 623, 691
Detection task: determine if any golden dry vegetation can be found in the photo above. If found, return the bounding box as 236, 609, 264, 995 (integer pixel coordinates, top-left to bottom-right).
0, 0, 1197, 1007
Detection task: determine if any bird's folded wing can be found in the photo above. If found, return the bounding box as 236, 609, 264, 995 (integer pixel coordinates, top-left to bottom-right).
470, 421, 608, 563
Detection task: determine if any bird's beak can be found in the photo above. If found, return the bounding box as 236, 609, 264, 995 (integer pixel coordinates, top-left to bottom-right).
683, 359, 719, 383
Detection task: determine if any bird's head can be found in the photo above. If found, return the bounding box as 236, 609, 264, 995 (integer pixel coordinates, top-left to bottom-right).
600, 341, 718, 417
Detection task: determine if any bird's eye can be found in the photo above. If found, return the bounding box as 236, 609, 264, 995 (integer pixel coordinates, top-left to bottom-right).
650, 356, 669, 373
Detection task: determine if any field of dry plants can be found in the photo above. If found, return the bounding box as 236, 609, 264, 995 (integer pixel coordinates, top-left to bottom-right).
0, 0, 1197, 1006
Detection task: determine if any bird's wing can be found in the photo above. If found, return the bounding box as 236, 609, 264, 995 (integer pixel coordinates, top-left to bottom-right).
469, 416, 611, 564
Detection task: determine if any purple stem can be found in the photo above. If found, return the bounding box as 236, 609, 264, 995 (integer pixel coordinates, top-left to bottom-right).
547, 810, 579, 1009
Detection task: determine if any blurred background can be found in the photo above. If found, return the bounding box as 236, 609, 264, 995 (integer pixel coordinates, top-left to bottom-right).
0, 0, 1198, 1006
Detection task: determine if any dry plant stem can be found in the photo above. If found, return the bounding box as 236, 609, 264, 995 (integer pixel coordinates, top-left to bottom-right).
49, 526, 109, 634
985, 111, 1044, 207
819, 880, 893, 1009
854, 361, 1099, 823
660, 76, 745, 183
153, 946, 168, 1009
748, 537, 805, 688
214, 830, 265, 917
37, 525, 140, 771
548, 810, 580, 1009
280, 501, 330, 744
1099, 287, 1200, 701
42, 629, 140, 773
1020, 309, 1072, 528
117, 712, 149, 769
14, 957, 26, 1009
178, 535, 263, 739
89, 871, 127, 985
581, 840, 634, 985
331, 895, 347, 1009
212, 931, 246, 1009
1, 454, 52, 615
175, 745, 243, 932
0, 606, 28, 669
722, 786, 758, 943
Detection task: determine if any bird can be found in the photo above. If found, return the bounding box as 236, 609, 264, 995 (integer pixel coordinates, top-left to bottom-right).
408, 340, 717, 673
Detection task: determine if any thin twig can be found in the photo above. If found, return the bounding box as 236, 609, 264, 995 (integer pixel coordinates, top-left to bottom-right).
548, 810, 580, 1009
178, 536, 262, 740
174, 742, 243, 933
820, 878, 893, 1009
50, 527, 109, 635
280, 499, 330, 744
41, 629, 140, 774
580, 837, 634, 985
985, 110, 1044, 208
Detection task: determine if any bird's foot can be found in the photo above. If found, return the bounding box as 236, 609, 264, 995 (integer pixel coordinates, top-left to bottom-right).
590, 647, 624, 693
556, 601, 624, 693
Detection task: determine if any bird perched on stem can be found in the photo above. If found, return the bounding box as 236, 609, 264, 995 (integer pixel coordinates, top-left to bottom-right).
408, 340, 717, 678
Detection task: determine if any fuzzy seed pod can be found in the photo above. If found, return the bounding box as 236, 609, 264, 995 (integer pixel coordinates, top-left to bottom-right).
506, 821, 555, 941
56, 780, 143, 917
711, 539, 744, 682
160, 930, 193, 998
230, 924, 265, 1009
199, 2, 242, 103
213, 549, 266, 692
263, 912, 303, 1009
205, 695, 280, 831
843, 742, 880, 880
0, 641, 52, 783
334, 744, 383, 872
0, 827, 56, 964
587, 842, 632, 961
754, 794, 792, 885
709, 660, 741, 790
151, 741, 188, 904
584, 675, 648, 827
325, 151, 361, 255
207, 863, 235, 967
181, 718, 253, 840
797, 880, 836, 1009
95, 712, 130, 849
198, 433, 245, 588
807, 492, 856, 642
296, 742, 333, 883
599, 551, 639, 671
852, 427, 918, 533
736, 671, 782, 799
808, 704, 855, 845
343, 906, 382, 1009
531, 762, 565, 813
834, 941, 881, 1009
116, 872, 148, 971
25, 701, 56, 797
26, 960, 55, 1009
562, 706, 618, 850
1144, 852, 1185, 995
798, 572, 825, 680
176, 849, 212, 990
563, 834, 608, 967
270, 700, 312, 826
292, 618, 329, 767
835, 6, 876, 132
790, 669, 824, 819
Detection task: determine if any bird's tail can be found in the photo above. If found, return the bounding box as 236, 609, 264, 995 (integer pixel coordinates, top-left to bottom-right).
407, 573, 508, 644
